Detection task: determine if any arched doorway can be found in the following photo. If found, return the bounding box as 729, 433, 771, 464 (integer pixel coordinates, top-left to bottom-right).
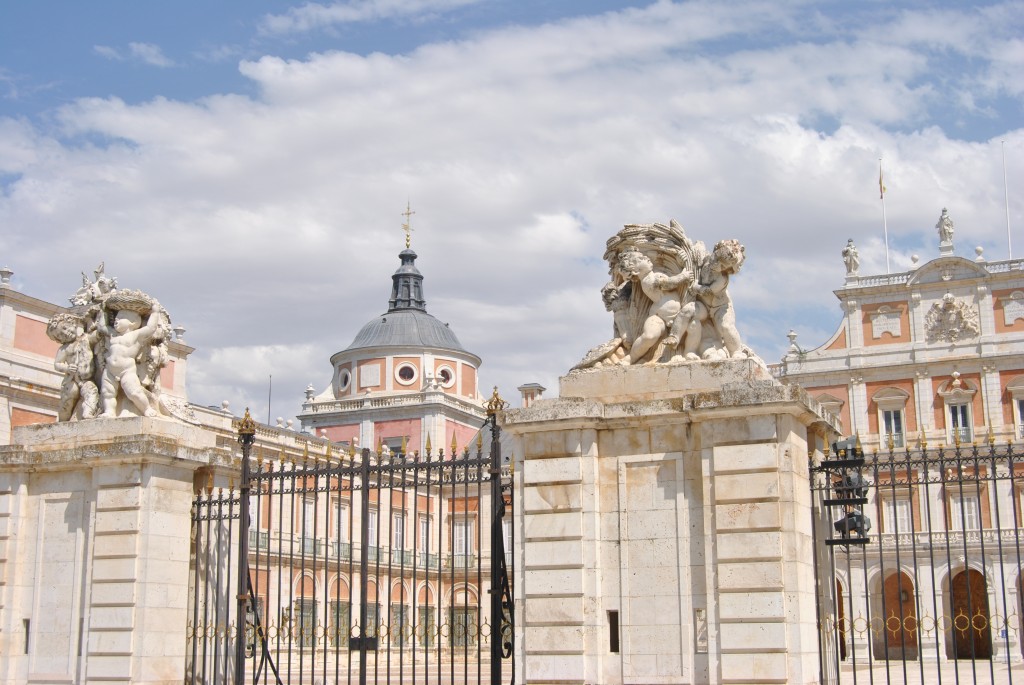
328, 577, 351, 646
417, 584, 436, 648
836, 578, 848, 661
390, 581, 410, 647
294, 573, 318, 648
881, 571, 917, 659
951, 569, 991, 659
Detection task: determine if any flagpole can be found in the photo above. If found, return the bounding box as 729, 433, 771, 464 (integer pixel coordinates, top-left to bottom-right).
1003, 140, 1012, 259
880, 158, 890, 273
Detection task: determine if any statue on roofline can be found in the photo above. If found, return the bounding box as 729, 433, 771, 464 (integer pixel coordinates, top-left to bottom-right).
46, 263, 189, 422
572, 219, 758, 371
937, 208, 955, 244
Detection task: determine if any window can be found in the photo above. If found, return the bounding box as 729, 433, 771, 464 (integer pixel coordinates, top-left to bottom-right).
245, 597, 266, 656
364, 602, 380, 639
330, 600, 351, 645
938, 375, 976, 444
873, 387, 910, 449
1018, 399, 1024, 439
367, 507, 378, 547
437, 364, 455, 388
949, 403, 972, 443
301, 496, 316, 536
382, 436, 405, 455
294, 599, 318, 649
395, 362, 418, 386
333, 499, 348, 542
950, 493, 981, 531
452, 518, 474, 567
391, 603, 408, 647
1008, 376, 1024, 439
883, 498, 913, 533
393, 512, 406, 550
881, 409, 905, 448
419, 515, 431, 552
450, 607, 477, 647
418, 606, 436, 648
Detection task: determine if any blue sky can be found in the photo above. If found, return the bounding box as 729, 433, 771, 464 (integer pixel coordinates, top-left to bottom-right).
1, 0, 1022, 422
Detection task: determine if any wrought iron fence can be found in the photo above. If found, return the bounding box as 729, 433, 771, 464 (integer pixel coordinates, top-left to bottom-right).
186, 411, 513, 685
812, 438, 1024, 684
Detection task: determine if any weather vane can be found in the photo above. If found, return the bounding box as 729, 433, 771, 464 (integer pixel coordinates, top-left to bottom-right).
401, 201, 416, 248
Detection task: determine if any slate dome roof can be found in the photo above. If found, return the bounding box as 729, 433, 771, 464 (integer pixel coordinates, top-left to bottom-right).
347, 309, 467, 351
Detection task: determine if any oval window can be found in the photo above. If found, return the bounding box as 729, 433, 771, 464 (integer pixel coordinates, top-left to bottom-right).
437, 365, 455, 388
395, 363, 418, 386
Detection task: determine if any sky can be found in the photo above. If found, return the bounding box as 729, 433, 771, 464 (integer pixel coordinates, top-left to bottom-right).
1, 0, 1022, 425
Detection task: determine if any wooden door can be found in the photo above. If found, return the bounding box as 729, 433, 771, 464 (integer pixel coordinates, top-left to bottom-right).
952, 569, 991, 659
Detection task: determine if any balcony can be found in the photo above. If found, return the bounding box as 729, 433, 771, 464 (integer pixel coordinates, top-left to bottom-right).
248, 530, 270, 549
950, 426, 972, 444
446, 553, 477, 569
877, 528, 1019, 550
882, 432, 905, 448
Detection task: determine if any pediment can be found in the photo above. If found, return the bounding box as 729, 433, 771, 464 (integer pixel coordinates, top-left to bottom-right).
906, 256, 988, 287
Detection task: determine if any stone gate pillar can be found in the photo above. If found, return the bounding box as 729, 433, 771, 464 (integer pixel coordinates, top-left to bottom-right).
0, 417, 216, 685
502, 361, 837, 685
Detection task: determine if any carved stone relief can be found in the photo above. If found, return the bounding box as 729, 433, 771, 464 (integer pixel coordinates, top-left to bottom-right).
924, 293, 980, 343
870, 306, 902, 339
1001, 291, 1024, 327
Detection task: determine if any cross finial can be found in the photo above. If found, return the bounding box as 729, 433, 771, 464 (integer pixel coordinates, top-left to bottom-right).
401, 201, 416, 248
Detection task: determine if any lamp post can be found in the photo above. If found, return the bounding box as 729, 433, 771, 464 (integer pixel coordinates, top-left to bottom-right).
234, 409, 256, 685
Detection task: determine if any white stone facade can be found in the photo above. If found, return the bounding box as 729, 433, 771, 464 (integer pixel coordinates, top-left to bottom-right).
775, 247, 1024, 451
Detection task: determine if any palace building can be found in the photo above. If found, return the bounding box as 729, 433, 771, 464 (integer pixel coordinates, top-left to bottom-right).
775, 211, 1024, 667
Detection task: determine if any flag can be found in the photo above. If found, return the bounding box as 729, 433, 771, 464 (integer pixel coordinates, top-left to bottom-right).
879, 168, 886, 200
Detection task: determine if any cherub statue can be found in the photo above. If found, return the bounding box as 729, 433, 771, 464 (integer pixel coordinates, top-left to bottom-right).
46, 310, 101, 420
616, 248, 693, 365
96, 290, 168, 418
688, 239, 747, 359
572, 219, 758, 371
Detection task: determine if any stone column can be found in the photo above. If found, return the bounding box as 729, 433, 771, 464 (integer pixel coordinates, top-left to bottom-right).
0, 417, 216, 685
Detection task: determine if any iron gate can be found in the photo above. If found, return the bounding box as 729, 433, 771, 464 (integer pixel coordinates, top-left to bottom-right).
811, 436, 1024, 684
186, 408, 513, 685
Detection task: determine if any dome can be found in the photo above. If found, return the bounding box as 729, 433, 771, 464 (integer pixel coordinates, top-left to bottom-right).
346, 308, 468, 352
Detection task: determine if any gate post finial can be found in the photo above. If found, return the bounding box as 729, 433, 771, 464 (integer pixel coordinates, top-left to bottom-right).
238, 407, 256, 446
485, 386, 509, 416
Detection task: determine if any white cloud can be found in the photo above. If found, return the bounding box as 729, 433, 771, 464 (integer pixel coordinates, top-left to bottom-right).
93, 43, 174, 67
93, 45, 122, 61
128, 42, 175, 68
261, 0, 481, 34
3, 1, 1023, 413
